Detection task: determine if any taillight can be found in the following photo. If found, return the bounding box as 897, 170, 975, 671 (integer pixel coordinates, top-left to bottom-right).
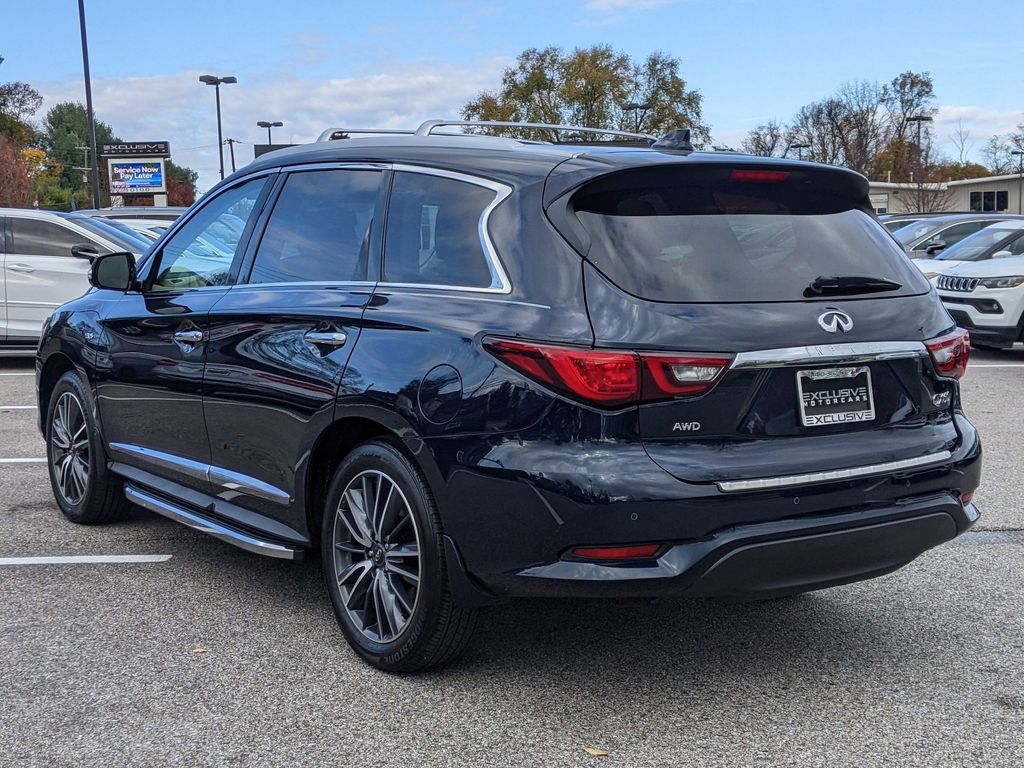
926, 328, 970, 379
484, 338, 731, 407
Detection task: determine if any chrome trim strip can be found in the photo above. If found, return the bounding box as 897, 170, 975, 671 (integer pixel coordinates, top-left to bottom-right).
716, 451, 952, 493
731, 341, 927, 370
110, 443, 291, 505
125, 486, 298, 560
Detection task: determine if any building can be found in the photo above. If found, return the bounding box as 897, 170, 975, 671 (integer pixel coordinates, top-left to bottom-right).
868, 173, 1024, 215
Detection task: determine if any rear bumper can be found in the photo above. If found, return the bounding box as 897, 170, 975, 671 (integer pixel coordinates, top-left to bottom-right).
497, 495, 976, 599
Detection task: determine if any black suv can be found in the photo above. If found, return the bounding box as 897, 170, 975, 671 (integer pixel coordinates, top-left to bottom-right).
37, 120, 981, 671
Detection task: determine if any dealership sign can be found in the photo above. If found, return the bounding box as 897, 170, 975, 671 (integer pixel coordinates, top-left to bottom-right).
101, 141, 171, 157
107, 158, 167, 194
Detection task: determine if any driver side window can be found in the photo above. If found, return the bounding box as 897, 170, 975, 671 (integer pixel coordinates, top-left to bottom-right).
151, 177, 267, 291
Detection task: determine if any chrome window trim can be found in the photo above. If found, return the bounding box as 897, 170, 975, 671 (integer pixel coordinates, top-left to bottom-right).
384, 164, 513, 294
730, 341, 928, 370
716, 450, 952, 493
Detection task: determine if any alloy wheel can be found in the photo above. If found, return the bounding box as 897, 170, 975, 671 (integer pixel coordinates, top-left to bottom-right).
332, 469, 422, 643
50, 392, 90, 506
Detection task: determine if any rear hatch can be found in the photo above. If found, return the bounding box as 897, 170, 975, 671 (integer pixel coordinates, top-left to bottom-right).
550, 160, 962, 485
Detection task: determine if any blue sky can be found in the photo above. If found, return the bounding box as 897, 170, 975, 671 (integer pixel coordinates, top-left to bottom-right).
3, 0, 1022, 191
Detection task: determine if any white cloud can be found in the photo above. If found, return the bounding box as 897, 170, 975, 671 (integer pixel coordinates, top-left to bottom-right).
934, 105, 1024, 162
584, 0, 675, 10
36, 59, 509, 193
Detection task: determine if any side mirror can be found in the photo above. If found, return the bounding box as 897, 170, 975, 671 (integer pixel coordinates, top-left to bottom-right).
89, 252, 136, 292
925, 240, 947, 255
71, 243, 100, 261
992, 250, 1013, 259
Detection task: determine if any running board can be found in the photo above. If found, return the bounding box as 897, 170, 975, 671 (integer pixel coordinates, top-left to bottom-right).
124, 485, 301, 560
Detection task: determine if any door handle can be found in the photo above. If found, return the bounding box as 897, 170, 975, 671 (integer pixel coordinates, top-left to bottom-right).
303, 329, 348, 347
173, 329, 204, 346
6, 263, 35, 273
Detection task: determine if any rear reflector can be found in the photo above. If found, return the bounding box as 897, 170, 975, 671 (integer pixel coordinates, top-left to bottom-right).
484, 338, 732, 407
729, 169, 791, 183
961, 491, 974, 506
925, 328, 970, 379
570, 543, 663, 561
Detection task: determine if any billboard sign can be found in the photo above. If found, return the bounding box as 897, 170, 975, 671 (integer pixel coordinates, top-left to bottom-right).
107, 158, 166, 194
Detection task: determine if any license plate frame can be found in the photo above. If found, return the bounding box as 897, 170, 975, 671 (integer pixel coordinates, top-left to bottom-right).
796, 366, 876, 428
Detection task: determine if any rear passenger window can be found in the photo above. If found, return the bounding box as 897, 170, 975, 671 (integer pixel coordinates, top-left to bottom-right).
384, 172, 496, 288
249, 170, 382, 284
11, 218, 87, 257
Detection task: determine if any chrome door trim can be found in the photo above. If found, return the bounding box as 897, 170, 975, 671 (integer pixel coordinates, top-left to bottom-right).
716, 450, 952, 493
125, 485, 298, 559
730, 341, 928, 370
110, 442, 291, 506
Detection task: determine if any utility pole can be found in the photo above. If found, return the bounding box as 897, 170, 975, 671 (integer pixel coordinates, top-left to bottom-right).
224, 138, 238, 174
77, 0, 101, 207
1013, 150, 1024, 215
907, 115, 934, 211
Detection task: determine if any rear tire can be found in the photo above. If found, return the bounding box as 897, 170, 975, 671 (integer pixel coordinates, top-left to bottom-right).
46, 371, 130, 524
321, 440, 477, 672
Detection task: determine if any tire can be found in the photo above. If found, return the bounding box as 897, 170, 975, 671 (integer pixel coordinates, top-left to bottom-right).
45, 371, 130, 525
321, 440, 477, 672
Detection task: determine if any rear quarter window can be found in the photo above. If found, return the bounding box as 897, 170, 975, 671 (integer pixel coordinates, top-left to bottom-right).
568, 165, 930, 303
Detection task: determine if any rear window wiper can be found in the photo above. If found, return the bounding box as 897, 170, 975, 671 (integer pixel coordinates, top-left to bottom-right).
804, 275, 902, 297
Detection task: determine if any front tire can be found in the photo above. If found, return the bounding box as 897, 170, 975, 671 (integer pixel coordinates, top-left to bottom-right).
321, 440, 477, 672
46, 371, 130, 524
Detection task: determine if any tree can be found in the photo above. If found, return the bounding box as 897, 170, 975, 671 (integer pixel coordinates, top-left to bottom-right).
741, 120, 789, 157
166, 161, 198, 206
462, 45, 709, 145
0, 135, 32, 207
981, 125, 1024, 175
0, 80, 43, 144
42, 102, 119, 202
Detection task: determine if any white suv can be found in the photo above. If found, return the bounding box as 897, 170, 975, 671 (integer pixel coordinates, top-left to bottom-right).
936, 254, 1024, 349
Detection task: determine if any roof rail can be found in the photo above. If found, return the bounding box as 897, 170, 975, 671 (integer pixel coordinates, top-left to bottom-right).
414, 119, 657, 142
316, 128, 415, 142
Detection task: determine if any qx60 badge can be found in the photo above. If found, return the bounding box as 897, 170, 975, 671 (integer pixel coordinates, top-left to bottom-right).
818, 309, 854, 334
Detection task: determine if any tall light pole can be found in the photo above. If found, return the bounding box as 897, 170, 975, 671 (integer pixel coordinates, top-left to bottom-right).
789, 141, 810, 161
77, 0, 101, 207
224, 138, 238, 174
1012, 150, 1024, 215
907, 115, 934, 211
257, 120, 283, 144
200, 74, 237, 180
621, 101, 652, 134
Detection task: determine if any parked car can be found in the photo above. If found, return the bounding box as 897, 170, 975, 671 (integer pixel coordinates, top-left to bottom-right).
891, 213, 1023, 256
914, 220, 1024, 280
936, 255, 1024, 349
0, 208, 145, 353
36, 121, 981, 671
118, 219, 171, 242
878, 212, 963, 233
77, 206, 186, 223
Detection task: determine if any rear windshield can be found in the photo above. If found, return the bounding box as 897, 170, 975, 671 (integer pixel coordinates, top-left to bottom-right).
570, 166, 929, 303
892, 220, 942, 245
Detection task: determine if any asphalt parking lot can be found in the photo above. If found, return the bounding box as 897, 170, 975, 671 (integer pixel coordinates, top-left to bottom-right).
1, 352, 1022, 767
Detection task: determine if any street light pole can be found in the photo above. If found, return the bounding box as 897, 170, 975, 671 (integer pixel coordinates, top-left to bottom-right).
200, 74, 237, 181
257, 120, 283, 144
907, 115, 934, 211
620, 101, 652, 134
1012, 150, 1024, 215
77, 0, 101, 207
225, 138, 237, 174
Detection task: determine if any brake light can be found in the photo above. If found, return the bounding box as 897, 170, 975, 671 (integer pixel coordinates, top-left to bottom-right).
569, 543, 664, 561
484, 338, 732, 407
730, 169, 791, 183
925, 328, 970, 379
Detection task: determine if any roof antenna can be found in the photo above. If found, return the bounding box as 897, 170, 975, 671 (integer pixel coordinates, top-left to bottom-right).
652, 128, 694, 153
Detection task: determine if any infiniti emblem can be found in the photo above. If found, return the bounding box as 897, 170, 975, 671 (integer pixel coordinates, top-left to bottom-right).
818, 309, 853, 334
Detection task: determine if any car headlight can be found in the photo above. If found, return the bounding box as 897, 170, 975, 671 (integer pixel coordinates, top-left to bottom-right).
979, 276, 1024, 289
921, 272, 939, 279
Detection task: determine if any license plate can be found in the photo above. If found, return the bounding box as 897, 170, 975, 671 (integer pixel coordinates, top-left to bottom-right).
796, 366, 875, 427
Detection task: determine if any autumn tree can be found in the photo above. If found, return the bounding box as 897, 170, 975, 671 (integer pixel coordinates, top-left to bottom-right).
166, 161, 198, 206
0, 136, 32, 206
741, 120, 790, 157
0, 80, 42, 144
462, 46, 709, 145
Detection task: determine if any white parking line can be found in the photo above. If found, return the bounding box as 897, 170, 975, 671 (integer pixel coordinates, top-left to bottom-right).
0, 405, 36, 410
0, 554, 172, 566
971, 364, 1024, 368
0, 372, 33, 376
0, 458, 46, 463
